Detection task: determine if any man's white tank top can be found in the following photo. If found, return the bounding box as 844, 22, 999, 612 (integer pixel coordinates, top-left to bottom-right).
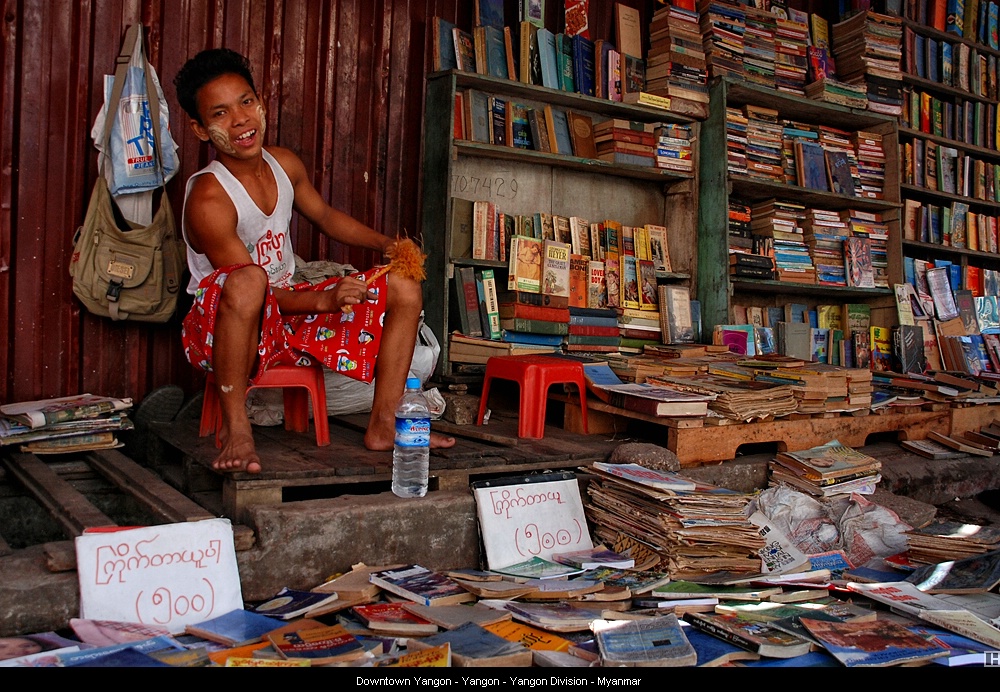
183, 148, 296, 293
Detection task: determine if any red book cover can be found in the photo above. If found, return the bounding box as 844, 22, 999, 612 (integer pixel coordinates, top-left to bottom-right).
498, 302, 571, 322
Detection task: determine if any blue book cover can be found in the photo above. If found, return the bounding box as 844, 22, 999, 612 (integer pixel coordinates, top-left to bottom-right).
947, 0, 966, 35
572, 34, 595, 97
548, 107, 574, 156
914, 34, 926, 79
537, 27, 560, 89
990, 2, 999, 50
191, 607, 284, 641
475, 0, 505, 29
484, 25, 509, 80
927, 38, 939, 83
434, 17, 458, 71
941, 41, 953, 85
501, 330, 564, 345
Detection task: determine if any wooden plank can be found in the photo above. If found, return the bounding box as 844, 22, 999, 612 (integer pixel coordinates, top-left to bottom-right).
669, 409, 951, 466
85, 449, 215, 523
1, 452, 116, 537
950, 403, 1000, 435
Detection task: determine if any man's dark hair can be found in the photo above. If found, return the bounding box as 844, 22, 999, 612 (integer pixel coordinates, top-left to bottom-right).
173, 48, 256, 123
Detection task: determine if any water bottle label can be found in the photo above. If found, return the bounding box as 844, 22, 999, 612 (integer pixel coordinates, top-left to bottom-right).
395, 416, 430, 448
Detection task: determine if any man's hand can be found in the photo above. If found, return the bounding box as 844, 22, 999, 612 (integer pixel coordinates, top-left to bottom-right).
330, 275, 376, 310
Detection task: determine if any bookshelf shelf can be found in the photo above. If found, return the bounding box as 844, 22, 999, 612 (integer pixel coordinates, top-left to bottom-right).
443, 70, 697, 124
730, 176, 900, 213
900, 10, 1000, 289
730, 279, 893, 298
901, 183, 1000, 211
902, 73, 997, 104
902, 18, 1000, 60
455, 141, 694, 183
697, 76, 902, 341
422, 70, 700, 377
902, 238, 1000, 261
898, 126, 1000, 161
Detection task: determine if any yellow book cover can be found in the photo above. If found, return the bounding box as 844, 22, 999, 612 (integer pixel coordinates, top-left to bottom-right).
483, 620, 573, 652
376, 643, 452, 667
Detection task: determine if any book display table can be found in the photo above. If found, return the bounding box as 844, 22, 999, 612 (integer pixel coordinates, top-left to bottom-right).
558, 394, 1000, 466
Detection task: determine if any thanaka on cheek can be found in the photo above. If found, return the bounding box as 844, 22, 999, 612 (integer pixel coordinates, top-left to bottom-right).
207, 124, 236, 155
257, 105, 267, 139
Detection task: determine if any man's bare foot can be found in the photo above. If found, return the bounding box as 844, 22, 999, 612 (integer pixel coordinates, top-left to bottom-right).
363, 427, 456, 451
212, 431, 262, 474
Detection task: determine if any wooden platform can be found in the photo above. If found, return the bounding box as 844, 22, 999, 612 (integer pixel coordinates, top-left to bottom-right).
0, 448, 256, 570
560, 395, 1000, 466
152, 411, 622, 526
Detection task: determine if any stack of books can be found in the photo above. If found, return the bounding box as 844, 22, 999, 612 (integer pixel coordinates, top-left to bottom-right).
804, 208, 849, 287
644, 3, 709, 111
753, 363, 857, 414
769, 439, 882, 498
583, 462, 765, 579
615, 306, 660, 353
779, 120, 818, 186
741, 6, 776, 90
773, 12, 810, 96
725, 107, 749, 176
842, 209, 890, 288
654, 123, 695, 173
803, 76, 869, 108
743, 104, 785, 183
817, 125, 862, 196
593, 119, 656, 167
567, 305, 621, 353
0, 394, 134, 454
830, 10, 904, 117
852, 130, 887, 200
751, 199, 815, 284
699, 0, 746, 81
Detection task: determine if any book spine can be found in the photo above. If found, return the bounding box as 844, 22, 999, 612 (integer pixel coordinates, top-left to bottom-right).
482, 269, 501, 340
499, 318, 570, 335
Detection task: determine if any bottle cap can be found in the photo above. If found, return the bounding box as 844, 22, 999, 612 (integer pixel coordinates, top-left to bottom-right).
405, 377, 421, 389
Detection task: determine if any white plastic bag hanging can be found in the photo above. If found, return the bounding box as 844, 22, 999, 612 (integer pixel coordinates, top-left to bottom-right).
90, 26, 179, 198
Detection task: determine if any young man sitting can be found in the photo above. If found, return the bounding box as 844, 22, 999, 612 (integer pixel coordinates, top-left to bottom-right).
173, 48, 454, 474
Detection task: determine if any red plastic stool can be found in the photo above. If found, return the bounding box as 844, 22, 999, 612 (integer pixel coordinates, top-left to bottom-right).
476, 355, 588, 439
199, 364, 330, 447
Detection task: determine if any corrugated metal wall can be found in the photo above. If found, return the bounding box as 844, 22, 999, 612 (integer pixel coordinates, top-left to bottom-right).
0, 0, 640, 406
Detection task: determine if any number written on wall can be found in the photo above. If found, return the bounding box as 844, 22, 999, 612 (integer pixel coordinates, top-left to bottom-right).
451, 171, 518, 201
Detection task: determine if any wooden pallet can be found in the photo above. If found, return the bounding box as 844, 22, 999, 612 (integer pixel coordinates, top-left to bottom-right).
153, 412, 620, 526
0, 449, 255, 568
557, 394, 970, 466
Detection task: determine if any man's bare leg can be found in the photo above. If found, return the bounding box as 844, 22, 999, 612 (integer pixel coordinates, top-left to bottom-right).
211, 265, 268, 473
364, 272, 456, 451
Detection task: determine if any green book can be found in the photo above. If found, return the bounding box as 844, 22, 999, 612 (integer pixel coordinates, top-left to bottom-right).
498, 317, 569, 335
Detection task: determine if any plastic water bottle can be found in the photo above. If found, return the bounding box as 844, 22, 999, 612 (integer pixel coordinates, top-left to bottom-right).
392, 377, 431, 498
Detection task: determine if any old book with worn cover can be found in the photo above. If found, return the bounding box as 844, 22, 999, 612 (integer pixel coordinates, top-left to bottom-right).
798, 617, 948, 667
592, 615, 697, 667
541, 240, 571, 298
568, 111, 597, 159
682, 611, 812, 658
368, 565, 475, 607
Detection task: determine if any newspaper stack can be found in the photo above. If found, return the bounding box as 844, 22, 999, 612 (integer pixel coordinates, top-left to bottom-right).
582, 462, 764, 580
769, 439, 882, 498
0, 393, 133, 454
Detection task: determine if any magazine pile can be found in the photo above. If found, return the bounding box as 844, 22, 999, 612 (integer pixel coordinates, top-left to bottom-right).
0, 393, 133, 454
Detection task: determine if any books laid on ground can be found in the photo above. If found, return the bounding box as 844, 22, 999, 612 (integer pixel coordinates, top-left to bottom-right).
251, 587, 341, 620
483, 620, 590, 660
679, 620, 761, 667
588, 462, 697, 492
350, 602, 439, 636
799, 617, 949, 667
0, 412, 133, 448
904, 521, 1000, 564
551, 545, 635, 570
579, 568, 672, 595
771, 439, 881, 483
373, 642, 452, 668
650, 580, 782, 602
591, 382, 716, 417
369, 564, 475, 607
682, 611, 813, 658
591, 615, 697, 667
489, 556, 586, 581
405, 621, 532, 667
487, 599, 603, 632
183, 609, 284, 646
903, 549, 1000, 594
70, 618, 172, 646
845, 581, 966, 618
401, 602, 513, 631
312, 562, 393, 602
917, 609, 1000, 650
267, 622, 370, 665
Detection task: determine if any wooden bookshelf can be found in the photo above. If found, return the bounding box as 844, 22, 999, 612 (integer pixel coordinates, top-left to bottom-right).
422, 70, 701, 377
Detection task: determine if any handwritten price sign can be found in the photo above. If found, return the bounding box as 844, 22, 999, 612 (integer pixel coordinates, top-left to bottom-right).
75, 518, 243, 633
472, 473, 593, 570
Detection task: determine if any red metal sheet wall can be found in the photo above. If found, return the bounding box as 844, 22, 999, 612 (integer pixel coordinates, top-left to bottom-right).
0, 0, 641, 406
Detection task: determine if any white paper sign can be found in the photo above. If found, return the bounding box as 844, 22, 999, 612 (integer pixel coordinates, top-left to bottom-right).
472, 473, 593, 571
749, 511, 810, 574
75, 518, 242, 633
